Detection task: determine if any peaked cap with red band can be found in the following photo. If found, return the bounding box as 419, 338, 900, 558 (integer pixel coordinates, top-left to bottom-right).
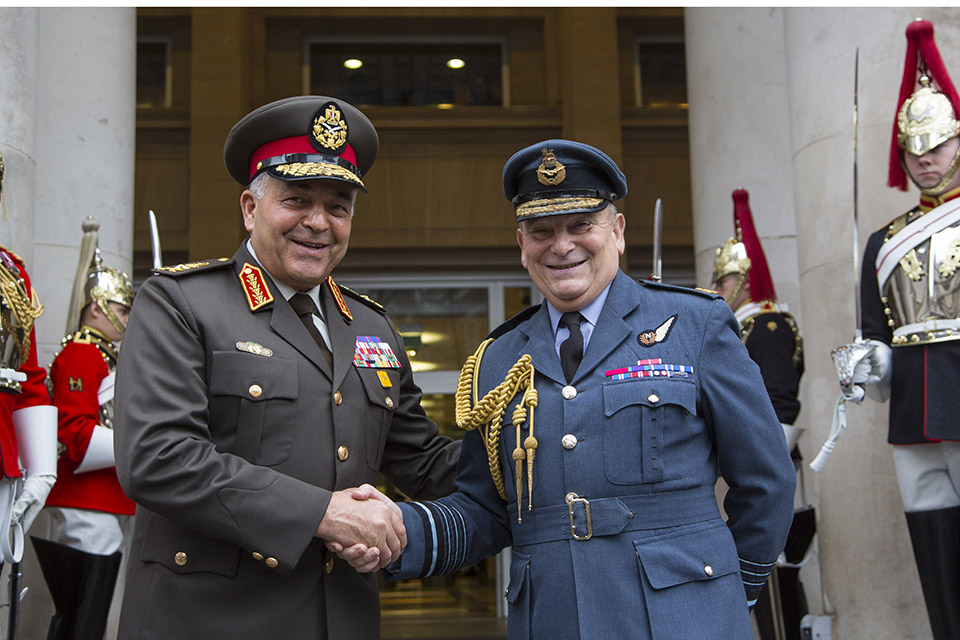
712, 189, 777, 302
223, 95, 379, 192
889, 19, 960, 191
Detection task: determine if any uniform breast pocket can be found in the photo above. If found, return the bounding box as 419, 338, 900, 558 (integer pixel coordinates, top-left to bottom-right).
601, 378, 697, 485
356, 368, 400, 471
208, 351, 298, 466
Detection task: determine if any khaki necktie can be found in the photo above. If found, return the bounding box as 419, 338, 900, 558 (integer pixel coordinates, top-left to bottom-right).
289, 292, 333, 367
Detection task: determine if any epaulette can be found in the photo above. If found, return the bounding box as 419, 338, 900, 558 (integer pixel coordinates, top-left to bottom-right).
154, 257, 233, 277
486, 304, 540, 340
882, 206, 921, 239
337, 283, 386, 315
639, 279, 722, 299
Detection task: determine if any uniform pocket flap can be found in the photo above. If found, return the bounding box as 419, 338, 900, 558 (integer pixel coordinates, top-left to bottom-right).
505, 551, 531, 604
634, 522, 737, 590
603, 378, 697, 417
209, 351, 297, 401
356, 367, 399, 411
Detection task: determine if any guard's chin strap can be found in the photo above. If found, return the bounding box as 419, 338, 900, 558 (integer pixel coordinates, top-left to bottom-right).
96, 299, 125, 337
908, 143, 960, 196
455, 338, 538, 523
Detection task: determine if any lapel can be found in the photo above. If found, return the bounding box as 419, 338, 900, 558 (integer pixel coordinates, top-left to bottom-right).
518, 304, 565, 384
232, 244, 333, 378
320, 282, 355, 389
577, 271, 642, 382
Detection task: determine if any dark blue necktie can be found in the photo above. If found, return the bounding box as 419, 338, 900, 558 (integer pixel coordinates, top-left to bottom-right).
559, 312, 584, 383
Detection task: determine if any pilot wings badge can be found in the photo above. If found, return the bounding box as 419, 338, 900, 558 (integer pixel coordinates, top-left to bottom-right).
638, 314, 677, 347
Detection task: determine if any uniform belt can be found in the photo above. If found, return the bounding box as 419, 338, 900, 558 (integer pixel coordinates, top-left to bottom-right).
892, 318, 960, 346
510, 486, 720, 547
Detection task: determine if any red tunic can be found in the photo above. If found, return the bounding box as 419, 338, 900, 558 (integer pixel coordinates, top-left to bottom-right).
0, 246, 52, 479
45, 328, 135, 514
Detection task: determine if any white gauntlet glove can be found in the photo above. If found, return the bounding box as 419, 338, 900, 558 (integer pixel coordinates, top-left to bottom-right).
11, 405, 58, 534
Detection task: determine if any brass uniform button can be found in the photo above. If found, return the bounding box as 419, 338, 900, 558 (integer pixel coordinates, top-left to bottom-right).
248, 384, 262, 399
333, 390, 343, 405
385, 396, 394, 409
648, 393, 659, 404
325, 557, 335, 574
266, 557, 279, 569
337, 446, 349, 461
175, 552, 188, 566
252, 552, 264, 562
561, 434, 578, 450
703, 565, 714, 577
562, 385, 577, 399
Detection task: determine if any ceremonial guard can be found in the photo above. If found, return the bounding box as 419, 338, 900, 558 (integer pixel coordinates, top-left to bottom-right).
712, 188, 808, 640
0, 150, 58, 633
379, 140, 796, 639
34, 217, 134, 640
113, 96, 459, 639
844, 19, 960, 640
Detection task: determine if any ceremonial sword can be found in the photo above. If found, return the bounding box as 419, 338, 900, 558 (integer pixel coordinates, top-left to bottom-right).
148, 209, 163, 269
651, 198, 663, 282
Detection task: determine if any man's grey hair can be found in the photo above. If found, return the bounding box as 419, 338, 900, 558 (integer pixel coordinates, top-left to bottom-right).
248, 172, 269, 199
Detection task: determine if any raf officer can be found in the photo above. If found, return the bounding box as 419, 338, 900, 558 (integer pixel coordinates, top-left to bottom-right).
113, 96, 460, 639
340, 139, 796, 638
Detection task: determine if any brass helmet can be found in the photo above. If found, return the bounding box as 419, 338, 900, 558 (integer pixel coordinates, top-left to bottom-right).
65, 217, 133, 337
712, 189, 776, 307
889, 19, 960, 193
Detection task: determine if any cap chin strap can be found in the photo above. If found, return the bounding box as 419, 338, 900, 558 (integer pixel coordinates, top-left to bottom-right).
907, 141, 960, 196
96, 299, 125, 337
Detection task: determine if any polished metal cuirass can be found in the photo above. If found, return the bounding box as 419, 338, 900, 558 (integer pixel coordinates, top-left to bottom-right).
883, 218, 960, 345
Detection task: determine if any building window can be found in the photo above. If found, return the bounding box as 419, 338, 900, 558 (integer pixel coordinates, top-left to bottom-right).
305, 38, 506, 108
634, 37, 687, 108
137, 37, 172, 109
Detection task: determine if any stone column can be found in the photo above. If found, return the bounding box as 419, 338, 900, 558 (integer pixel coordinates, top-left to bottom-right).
0, 8, 39, 265
688, 6, 959, 639
32, 7, 137, 368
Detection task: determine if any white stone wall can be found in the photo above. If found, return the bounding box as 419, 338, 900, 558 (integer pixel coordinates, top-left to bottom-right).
0, 8, 135, 640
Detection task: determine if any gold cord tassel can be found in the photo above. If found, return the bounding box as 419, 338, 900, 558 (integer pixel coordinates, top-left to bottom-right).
0, 267, 44, 362
456, 338, 537, 522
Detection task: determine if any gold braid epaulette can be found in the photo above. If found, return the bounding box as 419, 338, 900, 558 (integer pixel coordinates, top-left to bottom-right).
455, 338, 538, 523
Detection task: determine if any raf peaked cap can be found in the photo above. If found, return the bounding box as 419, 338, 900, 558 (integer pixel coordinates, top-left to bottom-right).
223, 96, 379, 192
503, 139, 627, 222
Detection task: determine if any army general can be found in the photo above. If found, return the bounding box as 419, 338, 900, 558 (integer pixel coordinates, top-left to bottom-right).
113, 96, 460, 639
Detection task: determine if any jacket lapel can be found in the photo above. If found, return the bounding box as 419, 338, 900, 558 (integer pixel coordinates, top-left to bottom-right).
574, 271, 642, 383
321, 283, 355, 389
232, 244, 333, 378
519, 304, 566, 384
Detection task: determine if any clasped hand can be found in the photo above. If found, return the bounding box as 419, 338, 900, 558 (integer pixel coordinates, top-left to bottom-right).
315, 484, 405, 573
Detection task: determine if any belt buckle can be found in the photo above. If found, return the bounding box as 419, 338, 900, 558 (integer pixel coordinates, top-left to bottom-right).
566, 493, 592, 541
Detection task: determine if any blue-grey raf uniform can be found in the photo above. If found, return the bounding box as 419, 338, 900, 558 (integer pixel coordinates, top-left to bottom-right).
386, 140, 796, 639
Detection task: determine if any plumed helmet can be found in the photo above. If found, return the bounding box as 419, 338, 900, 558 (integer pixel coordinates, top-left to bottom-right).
712, 189, 776, 303
889, 19, 960, 191
66, 217, 133, 336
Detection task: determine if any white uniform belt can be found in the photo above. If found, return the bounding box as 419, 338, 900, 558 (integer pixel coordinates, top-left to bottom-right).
892, 318, 960, 345
0, 368, 27, 382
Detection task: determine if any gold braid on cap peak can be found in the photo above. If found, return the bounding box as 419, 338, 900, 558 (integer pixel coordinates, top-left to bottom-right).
455, 338, 538, 523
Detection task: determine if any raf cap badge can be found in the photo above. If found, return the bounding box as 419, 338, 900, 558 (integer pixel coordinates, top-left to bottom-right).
536, 148, 566, 186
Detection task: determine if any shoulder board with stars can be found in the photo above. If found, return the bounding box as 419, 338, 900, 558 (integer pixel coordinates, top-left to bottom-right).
334, 279, 386, 317
639, 279, 722, 300
486, 304, 539, 340
154, 257, 233, 277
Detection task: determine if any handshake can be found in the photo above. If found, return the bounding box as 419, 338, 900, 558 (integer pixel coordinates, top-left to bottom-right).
315, 484, 405, 573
